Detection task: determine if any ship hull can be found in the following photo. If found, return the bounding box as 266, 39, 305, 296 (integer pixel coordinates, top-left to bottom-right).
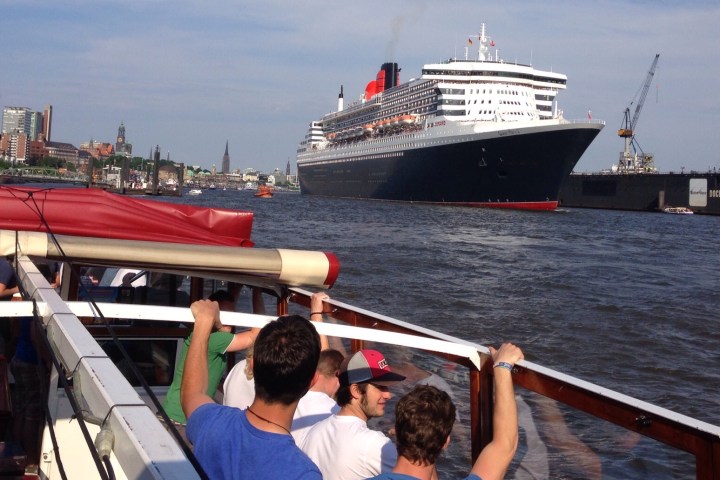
559, 172, 720, 215
298, 123, 602, 210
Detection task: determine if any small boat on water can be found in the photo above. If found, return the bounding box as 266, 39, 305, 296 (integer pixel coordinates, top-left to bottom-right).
254, 185, 274, 198
0, 186, 717, 479
663, 206, 694, 214
187, 188, 202, 196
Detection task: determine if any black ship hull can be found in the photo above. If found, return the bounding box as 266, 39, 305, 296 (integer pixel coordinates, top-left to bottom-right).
559, 172, 720, 215
298, 126, 601, 210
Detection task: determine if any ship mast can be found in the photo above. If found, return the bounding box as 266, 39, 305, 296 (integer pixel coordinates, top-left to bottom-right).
477, 23, 488, 61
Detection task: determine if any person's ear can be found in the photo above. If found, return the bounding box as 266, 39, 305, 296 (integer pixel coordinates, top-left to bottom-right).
442, 435, 451, 450
350, 383, 363, 400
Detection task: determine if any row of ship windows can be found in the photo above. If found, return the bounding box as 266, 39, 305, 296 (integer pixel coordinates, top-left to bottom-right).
330, 94, 436, 128
439, 87, 532, 97
384, 93, 436, 109
423, 69, 566, 85
383, 83, 435, 101
330, 101, 436, 131
436, 109, 535, 117
440, 99, 531, 107
309, 132, 522, 166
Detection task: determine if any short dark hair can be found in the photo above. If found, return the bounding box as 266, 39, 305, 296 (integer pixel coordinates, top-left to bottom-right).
335, 381, 368, 407
252, 315, 321, 405
317, 349, 344, 377
208, 289, 235, 304
394, 385, 456, 466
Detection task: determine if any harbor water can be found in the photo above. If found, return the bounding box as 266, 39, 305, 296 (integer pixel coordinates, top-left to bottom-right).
163, 189, 719, 478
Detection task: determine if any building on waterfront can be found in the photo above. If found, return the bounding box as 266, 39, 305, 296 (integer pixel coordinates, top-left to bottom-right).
80, 140, 114, 161
0, 133, 28, 165
221, 141, 230, 174
43, 104, 53, 142
29, 111, 44, 142
46, 141, 82, 170
1, 104, 54, 164
115, 122, 132, 157
2, 107, 32, 136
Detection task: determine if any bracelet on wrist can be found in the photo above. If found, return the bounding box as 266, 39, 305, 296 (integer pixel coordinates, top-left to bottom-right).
310, 311, 323, 316
493, 361, 513, 372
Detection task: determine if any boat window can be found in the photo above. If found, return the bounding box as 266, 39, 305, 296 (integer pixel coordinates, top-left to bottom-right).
97, 338, 180, 387
515, 391, 697, 478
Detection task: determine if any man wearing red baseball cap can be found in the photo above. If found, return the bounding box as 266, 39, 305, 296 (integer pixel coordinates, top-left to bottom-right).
300, 349, 406, 480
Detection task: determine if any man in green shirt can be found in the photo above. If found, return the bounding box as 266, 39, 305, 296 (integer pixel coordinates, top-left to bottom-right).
162, 289, 261, 440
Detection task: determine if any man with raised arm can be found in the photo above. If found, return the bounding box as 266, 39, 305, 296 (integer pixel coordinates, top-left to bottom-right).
181, 299, 322, 479
162, 289, 259, 436
369, 343, 524, 480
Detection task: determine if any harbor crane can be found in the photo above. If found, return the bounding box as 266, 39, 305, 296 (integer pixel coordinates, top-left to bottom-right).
615, 53, 660, 173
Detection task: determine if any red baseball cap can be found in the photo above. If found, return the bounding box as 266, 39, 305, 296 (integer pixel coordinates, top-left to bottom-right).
339, 349, 406, 386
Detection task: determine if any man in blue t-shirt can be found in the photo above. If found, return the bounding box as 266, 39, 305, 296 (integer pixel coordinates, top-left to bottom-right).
0, 257, 21, 357
0, 257, 19, 301
369, 343, 524, 480
181, 299, 322, 479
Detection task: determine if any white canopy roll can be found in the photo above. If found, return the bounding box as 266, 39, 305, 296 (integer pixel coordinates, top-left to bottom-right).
0, 229, 339, 288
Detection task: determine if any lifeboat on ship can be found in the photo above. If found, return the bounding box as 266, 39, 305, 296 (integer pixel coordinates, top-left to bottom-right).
400, 114, 417, 125
363, 124, 374, 134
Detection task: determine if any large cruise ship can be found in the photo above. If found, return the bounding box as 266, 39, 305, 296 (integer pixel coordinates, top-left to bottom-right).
297, 24, 605, 210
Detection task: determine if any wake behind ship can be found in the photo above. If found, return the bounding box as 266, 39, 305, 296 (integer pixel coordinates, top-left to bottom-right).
297, 24, 604, 210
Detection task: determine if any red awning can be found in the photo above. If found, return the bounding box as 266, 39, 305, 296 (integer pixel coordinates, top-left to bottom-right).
0, 186, 254, 247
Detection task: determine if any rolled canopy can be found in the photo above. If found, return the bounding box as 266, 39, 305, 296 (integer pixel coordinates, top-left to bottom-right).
0, 186, 340, 288
0, 186, 254, 246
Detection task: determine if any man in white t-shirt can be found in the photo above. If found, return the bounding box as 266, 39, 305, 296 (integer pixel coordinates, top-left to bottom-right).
223, 350, 256, 409
300, 349, 406, 480
291, 348, 344, 446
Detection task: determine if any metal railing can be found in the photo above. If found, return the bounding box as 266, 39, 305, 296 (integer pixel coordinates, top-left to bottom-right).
288, 288, 720, 479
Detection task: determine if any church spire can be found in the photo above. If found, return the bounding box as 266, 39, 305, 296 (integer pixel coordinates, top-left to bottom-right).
221, 140, 230, 174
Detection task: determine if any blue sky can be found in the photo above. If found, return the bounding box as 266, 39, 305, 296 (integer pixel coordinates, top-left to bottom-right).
2, 1, 719, 173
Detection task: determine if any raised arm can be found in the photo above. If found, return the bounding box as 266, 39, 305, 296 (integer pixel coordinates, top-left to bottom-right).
308, 291, 329, 351
181, 299, 221, 419
470, 343, 524, 480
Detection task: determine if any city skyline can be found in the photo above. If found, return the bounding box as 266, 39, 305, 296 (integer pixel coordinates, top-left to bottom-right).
2, 1, 719, 173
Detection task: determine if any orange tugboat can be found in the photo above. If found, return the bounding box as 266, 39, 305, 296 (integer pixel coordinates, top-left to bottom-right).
254, 185, 274, 198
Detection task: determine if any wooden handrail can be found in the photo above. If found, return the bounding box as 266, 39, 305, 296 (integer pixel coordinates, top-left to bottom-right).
288, 288, 720, 479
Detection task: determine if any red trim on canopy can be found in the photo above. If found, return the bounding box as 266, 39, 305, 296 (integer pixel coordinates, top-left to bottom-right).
0, 186, 254, 247
323, 252, 340, 288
